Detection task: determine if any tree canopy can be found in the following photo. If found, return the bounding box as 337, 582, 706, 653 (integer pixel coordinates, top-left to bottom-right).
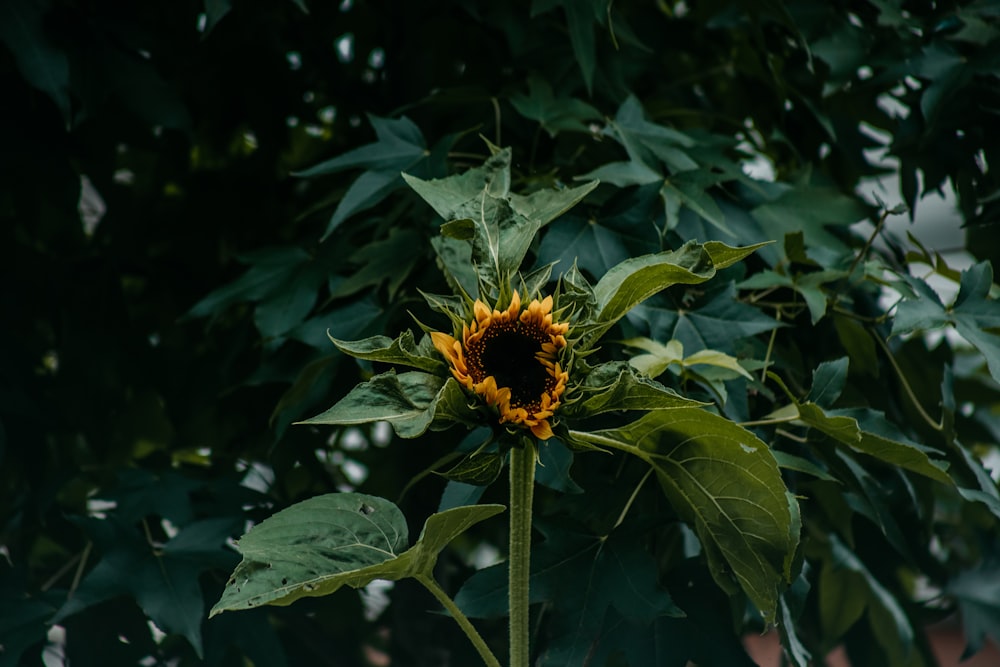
2, 1, 999, 666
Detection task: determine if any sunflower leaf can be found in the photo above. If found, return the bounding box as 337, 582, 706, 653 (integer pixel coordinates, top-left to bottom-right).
328, 330, 445, 373
404, 148, 596, 286
569, 361, 707, 418
438, 452, 507, 486
568, 408, 797, 624
298, 371, 478, 437
211, 493, 504, 615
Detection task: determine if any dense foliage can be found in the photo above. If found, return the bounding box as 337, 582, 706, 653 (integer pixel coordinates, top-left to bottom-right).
2, 1, 999, 666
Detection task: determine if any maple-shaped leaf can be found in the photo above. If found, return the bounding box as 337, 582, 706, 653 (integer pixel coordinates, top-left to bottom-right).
893, 261, 1000, 385
52, 516, 241, 658
294, 115, 453, 240
535, 182, 660, 280
509, 74, 601, 137
578, 96, 747, 235
455, 519, 683, 666
629, 280, 783, 354
948, 561, 1000, 657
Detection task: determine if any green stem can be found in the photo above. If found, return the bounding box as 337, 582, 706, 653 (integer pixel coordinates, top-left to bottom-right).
509, 440, 536, 667
873, 332, 944, 432
416, 574, 502, 667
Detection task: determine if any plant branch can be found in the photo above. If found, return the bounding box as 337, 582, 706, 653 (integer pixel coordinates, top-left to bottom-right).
509, 440, 536, 667
873, 332, 944, 432
848, 210, 889, 277
67, 541, 93, 600
761, 310, 780, 384
416, 574, 501, 667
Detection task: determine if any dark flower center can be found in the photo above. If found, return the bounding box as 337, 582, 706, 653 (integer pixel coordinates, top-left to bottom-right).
471, 323, 551, 408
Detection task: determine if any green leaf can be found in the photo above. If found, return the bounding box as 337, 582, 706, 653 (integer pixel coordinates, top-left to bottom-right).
535, 439, 583, 493
296, 114, 426, 175
819, 558, 868, 642
802, 403, 952, 484
829, 535, 916, 666
808, 357, 850, 407
569, 408, 797, 623
211, 493, 505, 615
627, 337, 754, 382
186, 245, 329, 338
592, 241, 716, 331
330, 227, 424, 299
299, 370, 479, 438
777, 575, 813, 667
536, 183, 661, 280
404, 148, 597, 285
439, 452, 506, 486
577, 160, 662, 187
662, 171, 731, 235
704, 240, 773, 270
54, 517, 240, 658
569, 361, 707, 418
0, 0, 70, 122
738, 268, 847, 324
531, 0, 603, 93
833, 314, 879, 377
633, 280, 783, 355
330, 330, 445, 374
772, 450, 838, 482
948, 562, 1000, 655
605, 95, 697, 171
509, 74, 601, 136
293, 114, 430, 239
749, 186, 869, 265
203, 0, 232, 34
431, 235, 479, 298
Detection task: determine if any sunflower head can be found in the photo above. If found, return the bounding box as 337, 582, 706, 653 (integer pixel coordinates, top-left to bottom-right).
431, 291, 569, 440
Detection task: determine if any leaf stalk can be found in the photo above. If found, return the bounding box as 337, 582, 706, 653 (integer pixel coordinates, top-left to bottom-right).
416, 574, 501, 667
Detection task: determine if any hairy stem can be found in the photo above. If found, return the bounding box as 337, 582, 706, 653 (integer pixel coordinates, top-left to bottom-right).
416, 574, 502, 667
509, 440, 536, 667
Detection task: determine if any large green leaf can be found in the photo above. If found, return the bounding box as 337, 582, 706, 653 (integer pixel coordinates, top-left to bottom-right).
0, 0, 70, 122
567, 361, 707, 419
568, 408, 797, 623
211, 493, 505, 615
796, 404, 952, 484
299, 370, 479, 437
893, 261, 1000, 385
509, 74, 601, 136
532, 0, 604, 93
404, 147, 597, 285
536, 183, 661, 280
293, 114, 437, 239
585, 241, 766, 350
186, 245, 331, 338
749, 185, 869, 265
54, 517, 240, 658
632, 280, 783, 355
769, 373, 953, 484
948, 562, 1000, 656
828, 535, 917, 666
592, 242, 715, 324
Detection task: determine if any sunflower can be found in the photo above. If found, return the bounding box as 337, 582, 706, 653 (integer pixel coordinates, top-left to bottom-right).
430, 291, 569, 440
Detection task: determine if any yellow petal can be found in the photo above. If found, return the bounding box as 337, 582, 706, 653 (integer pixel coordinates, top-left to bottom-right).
530, 420, 554, 440
431, 331, 458, 361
